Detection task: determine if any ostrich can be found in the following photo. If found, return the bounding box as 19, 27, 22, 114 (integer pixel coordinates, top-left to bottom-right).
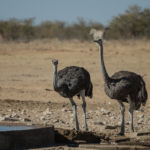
52, 59, 93, 131
94, 39, 148, 135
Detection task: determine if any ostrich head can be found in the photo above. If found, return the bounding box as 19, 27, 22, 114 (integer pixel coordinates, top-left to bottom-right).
52, 59, 58, 66
94, 39, 103, 46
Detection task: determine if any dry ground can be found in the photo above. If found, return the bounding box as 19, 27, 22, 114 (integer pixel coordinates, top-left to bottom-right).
0, 39, 150, 147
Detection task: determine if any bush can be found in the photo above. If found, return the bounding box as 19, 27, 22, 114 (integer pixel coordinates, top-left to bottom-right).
105, 5, 150, 39
0, 5, 150, 41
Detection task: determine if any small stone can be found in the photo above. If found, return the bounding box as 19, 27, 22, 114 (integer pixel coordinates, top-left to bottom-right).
125, 121, 130, 125
138, 114, 144, 118
0, 116, 5, 121
11, 112, 20, 118
21, 110, 27, 115
100, 108, 110, 115
138, 119, 143, 124
53, 119, 59, 123
94, 121, 105, 125
59, 120, 65, 124
8, 109, 12, 112
110, 116, 116, 120
40, 116, 46, 121
61, 108, 67, 112
43, 108, 52, 115
86, 115, 91, 119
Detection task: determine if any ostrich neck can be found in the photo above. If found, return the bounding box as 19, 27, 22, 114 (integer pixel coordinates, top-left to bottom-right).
99, 43, 110, 84
53, 65, 58, 90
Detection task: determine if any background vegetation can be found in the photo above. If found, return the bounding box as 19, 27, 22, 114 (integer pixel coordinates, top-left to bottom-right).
0, 5, 150, 41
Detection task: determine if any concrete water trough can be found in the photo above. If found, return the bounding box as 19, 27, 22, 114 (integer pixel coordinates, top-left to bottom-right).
0, 123, 150, 150
0, 123, 55, 150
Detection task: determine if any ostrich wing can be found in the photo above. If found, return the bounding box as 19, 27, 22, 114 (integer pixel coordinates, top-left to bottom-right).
104, 78, 133, 101
104, 71, 141, 100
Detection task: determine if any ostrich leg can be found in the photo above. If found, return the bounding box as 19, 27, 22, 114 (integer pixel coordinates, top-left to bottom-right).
128, 97, 134, 132
69, 98, 79, 130
80, 90, 88, 131
117, 100, 125, 135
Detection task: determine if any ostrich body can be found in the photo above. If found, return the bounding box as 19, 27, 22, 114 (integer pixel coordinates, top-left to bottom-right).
94, 39, 147, 135
52, 59, 93, 131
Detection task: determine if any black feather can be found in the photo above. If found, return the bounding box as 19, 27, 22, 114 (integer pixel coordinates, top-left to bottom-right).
104, 71, 148, 110
56, 66, 93, 98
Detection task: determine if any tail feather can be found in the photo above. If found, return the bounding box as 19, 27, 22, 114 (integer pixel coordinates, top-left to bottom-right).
77, 82, 93, 99
86, 82, 93, 98
137, 76, 148, 107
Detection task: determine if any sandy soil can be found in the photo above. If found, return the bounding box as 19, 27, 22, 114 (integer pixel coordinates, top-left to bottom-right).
0, 39, 150, 148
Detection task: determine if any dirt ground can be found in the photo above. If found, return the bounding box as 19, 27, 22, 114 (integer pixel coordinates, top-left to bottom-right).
0, 39, 150, 148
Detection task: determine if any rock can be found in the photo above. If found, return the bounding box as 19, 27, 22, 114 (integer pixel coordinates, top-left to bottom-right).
110, 116, 116, 120
23, 118, 31, 122
136, 108, 144, 112
0, 116, 5, 121
138, 119, 144, 124
61, 108, 67, 112
21, 110, 27, 115
94, 121, 105, 125
146, 117, 150, 121
11, 112, 20, 118
53, 119, 59, 123
44, 121, 51, 126
4, 117, 20, 121
100, 108, 110, 115
137, 132, 150, 136
43, 108, 52, 115
125, 121, 130, 125
139, 108, 144, 112
4, 114, 11, 118
40, 116, 46, 121
18, 108, 21, 112
70, 118, 74, 122
105, 125, 118, 130
138, 114, 144, 118
86, 115, 91, 119
8, 109, 12, 112
110, 136, 130, 143
59, 120, 65, 124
